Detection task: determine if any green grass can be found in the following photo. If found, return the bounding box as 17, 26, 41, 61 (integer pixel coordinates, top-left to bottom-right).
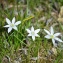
0, 0, 63, 63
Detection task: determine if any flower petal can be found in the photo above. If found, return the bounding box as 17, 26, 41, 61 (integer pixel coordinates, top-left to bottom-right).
35, 29, 40, 33
52, 39, 57, 47
44, 29, 50, 35
4, 25, 10, 27
12, 17, 15, 24
31, 26, 34, 32
32, 36, 35, 41
50, 26, 54, 35
54, 33, 61, 36
45, 35, 50, 39
13, 26, 17, 30
8, 27, 12, 33
15, 21, 21, 25
28, 34, 32, 36
35, 34, 40, 37
54, 37, 63, 42
6, 18, 11, 24
26, 29, 31, 33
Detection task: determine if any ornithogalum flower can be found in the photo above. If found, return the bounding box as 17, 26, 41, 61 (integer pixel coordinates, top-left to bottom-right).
4, 17, 21, 33
44, 26, 63, 46
26, 26, 40, 41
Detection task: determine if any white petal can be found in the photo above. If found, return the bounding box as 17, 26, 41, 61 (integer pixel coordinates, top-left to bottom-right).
35, 29, 40, 33
45, 35, 50, 39
26, 29, 31, 33
54, 33, 61, 36
8, 27, 12, 33
44, 29, 50, 35
50, 26, 54, 35
6, 18, 11, 24
28, 34, 32, 36
31, 26, 34, 32
52, 39, 57, 47
4, 25, 10, 27
32, 36, 35, 41
12, 17, 15, 24
35, 34, 40, 37
13, 26, 17, 30
15, 21, 21, 25
54, 37, 63, 42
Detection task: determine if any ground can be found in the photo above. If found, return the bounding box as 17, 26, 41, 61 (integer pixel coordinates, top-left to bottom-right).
0, 0, 63, 63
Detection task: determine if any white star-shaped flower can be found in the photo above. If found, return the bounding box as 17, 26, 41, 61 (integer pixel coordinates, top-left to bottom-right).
26, 26, 40, 41
44, 26, 63, 46
4, 17, 21, 33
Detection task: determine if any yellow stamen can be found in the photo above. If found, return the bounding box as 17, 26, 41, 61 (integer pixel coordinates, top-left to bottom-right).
10, 24, 14, 27
50, 35, 54, 39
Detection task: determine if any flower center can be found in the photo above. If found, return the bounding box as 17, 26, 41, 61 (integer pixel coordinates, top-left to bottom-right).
31, 31, 35, 35
50, 35, 54, 39
10, 23, 14, 27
